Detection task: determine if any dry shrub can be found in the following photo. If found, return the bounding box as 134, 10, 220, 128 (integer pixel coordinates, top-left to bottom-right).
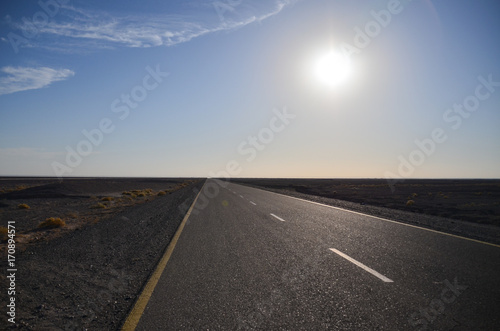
38, 217, 65, 229
0, 226, 7, 240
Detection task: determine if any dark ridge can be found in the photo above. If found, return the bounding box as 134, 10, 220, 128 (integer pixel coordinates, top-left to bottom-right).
0, 178, 198, 200
0, 183, 82, 199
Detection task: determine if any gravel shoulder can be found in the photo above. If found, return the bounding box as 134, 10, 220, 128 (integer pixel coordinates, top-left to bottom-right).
233, 181, 500, 246
1, 179, 205, 330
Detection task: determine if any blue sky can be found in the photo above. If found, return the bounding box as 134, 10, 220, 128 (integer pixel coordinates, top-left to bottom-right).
0, 0, 499, 178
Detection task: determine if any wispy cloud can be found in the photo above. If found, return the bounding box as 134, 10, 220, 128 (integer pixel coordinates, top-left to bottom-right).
0, 66, 75, 95
4, 0, 294, 52
36, 16, 215, 49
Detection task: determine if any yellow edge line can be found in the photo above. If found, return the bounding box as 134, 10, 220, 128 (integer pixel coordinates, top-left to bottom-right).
121, 182, 205, 330
235, 183, 500, 249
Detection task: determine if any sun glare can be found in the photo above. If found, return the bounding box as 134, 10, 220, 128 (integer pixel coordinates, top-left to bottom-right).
315, 51, 351, 87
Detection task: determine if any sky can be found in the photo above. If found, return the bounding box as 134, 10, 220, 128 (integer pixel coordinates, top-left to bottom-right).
0, 0, 499, 178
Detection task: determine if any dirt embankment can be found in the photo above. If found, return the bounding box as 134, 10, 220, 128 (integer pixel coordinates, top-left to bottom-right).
0, 178, 204, 330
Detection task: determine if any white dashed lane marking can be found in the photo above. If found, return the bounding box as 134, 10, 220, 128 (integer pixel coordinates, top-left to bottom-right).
270, 213, 286, 222
329, 248, 393, 283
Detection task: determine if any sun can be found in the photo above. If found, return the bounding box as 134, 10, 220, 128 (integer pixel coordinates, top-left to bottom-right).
314, 51, 351, 87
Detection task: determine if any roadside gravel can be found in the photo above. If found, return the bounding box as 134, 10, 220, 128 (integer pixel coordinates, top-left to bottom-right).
2, 180, 204, 330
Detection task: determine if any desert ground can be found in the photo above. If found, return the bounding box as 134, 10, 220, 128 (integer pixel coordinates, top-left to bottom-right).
0, 177, 203, 329
0, 177, 200, 247
0, 177, 499, 329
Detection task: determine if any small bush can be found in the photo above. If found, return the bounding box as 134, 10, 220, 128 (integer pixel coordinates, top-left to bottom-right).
38, 217, 65, 229
125, 189, 155, 197
18, 203, 30, 209
101, 197, 114, 202
411, 193, 418, 198
0, 226, 7, 240
406, 200, 415, 206
157, 191, 167, 196
92, 203, 107, 209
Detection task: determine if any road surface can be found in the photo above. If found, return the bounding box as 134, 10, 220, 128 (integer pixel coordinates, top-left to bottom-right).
130, 180, 500, 330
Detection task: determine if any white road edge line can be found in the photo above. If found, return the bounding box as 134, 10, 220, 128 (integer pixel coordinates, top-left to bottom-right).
329, 248, 393, 283
229, 183, 500, 248
239, 195, 244, 198
250, 201, 257, 206
270, 213, 286, 222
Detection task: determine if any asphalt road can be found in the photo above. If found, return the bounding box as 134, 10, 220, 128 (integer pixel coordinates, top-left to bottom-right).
133, 180, 500, 330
